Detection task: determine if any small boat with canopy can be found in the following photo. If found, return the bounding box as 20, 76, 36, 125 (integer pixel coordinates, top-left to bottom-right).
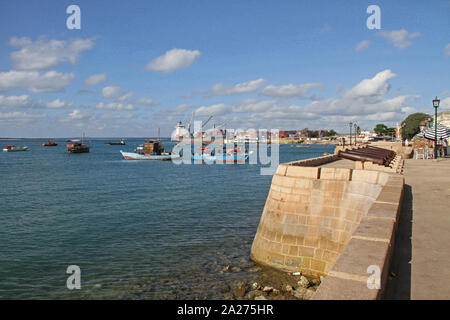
3, 145, 28, 152
120, 140, 172, 160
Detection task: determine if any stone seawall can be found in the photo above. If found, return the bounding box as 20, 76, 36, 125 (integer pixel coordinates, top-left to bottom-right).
250, 156, 404, 299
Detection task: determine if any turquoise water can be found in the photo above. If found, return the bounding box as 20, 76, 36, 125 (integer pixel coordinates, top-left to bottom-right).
0, 139, 334, 299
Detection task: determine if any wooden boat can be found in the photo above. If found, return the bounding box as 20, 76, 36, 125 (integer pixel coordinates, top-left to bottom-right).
66, 141, 90, 153
192, 153, 248, 163
120, 140, 172, 160
66, 133, 89, 153
3, 145, 28, 152
120, 150, 172, 160
105, 139, 125, 145
192, 145, 250, 163
42, 140, 58, 146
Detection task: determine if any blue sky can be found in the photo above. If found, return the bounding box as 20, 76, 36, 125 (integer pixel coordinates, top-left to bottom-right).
0, 0, 449, 137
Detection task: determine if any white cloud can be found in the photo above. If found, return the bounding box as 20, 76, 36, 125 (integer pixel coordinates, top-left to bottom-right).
0, 111, 44, 121
0, 70, 74, 93
77, 89, 96, 95
46, 98, 74, 109
288, 70, 419, 128
445, 44, 450, 57
84, 73, 107, 86
440, 97, 450, 109
246, 104, 319, 122
134, 97, 158, 106
102, 85, 121, 99
304, 94, 418, 117
377, 29, 420, 49
260, 82, 323, 99
355, 40, 371, 52
401, 106, 417, 114
175, 104, 194, 112
96, 102, 135, 111
64, 109, 91, 121
195, 104, 230, 116
211, 78, 266, 96
117, 92, 134, 102
0, 94, 33, 108
230, 99, 319, 122
232, 99, 278, 113
146, 48, 201, 72
184, 70, 418, 131
9, 37, 95, 70
343, 69, 397, 99
100, 113, 134, 120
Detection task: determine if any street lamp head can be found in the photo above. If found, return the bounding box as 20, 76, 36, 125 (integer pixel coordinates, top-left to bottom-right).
433, 96, 440, 108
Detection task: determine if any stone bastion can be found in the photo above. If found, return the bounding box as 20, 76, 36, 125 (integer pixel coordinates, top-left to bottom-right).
250, 154, 404, 299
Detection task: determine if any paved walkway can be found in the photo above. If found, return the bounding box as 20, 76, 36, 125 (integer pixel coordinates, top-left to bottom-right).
386, 157, 450, 300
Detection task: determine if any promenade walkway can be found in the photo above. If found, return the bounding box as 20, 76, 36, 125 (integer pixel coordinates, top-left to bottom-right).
386, 157, 450, 299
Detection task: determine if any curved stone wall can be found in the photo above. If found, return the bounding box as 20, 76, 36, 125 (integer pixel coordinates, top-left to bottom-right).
250, 164, 391, 277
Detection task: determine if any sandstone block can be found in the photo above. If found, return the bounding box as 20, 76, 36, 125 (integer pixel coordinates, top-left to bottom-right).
352, 170, 379, 184
286, 166, 320, 179
320, 168, 352, 181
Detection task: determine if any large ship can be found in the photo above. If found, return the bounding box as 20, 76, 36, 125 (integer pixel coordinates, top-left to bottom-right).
172, 113, 228, 144
172, 121, 188, 142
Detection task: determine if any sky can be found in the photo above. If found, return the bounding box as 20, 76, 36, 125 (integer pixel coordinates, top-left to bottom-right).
0, 0, 449, 137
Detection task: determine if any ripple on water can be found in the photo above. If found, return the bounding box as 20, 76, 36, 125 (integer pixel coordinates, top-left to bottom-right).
0, 139, 333, 299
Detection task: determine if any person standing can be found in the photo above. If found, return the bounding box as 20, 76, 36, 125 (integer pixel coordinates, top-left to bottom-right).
442, 138, 448, 157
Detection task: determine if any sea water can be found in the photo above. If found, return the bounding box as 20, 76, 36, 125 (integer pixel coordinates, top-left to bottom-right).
0, 139, 334, 299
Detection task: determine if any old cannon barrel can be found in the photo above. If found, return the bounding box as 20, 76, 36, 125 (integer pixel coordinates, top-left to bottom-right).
345, 148, 390, 157
338, 150, 385, 165
339, 148, 396, 166
353, 146, 394, 156
343, 149, 390, 162
348, 147, 396, 164
365, 146, 396, 157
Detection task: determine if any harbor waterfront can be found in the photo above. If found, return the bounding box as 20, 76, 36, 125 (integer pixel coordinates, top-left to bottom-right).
0, 138, 335, 299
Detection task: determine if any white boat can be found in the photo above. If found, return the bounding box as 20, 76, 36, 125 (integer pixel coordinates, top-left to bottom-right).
3, 145, 28, 152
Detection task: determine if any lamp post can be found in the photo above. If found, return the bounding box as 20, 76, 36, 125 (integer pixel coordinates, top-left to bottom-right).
433, 96, 440, 158
401, 122, 406, 145
354, 123, 358, 145
349, 122, 353, 146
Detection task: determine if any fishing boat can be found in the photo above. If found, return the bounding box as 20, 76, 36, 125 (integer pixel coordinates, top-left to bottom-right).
42, 140, 58, 146
105, 139, 125, 145
192, 145, 250, 163
120, 140, 172, 160
3, 145, 28, 152
66, 133, 89, 153
192, 153, 249, 163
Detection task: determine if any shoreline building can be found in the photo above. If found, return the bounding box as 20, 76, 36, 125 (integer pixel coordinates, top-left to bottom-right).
396, 123, 402, 140
437, 111, 450, 128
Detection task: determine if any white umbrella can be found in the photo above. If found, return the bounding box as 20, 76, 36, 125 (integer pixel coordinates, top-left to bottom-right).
416, 123, 450, 140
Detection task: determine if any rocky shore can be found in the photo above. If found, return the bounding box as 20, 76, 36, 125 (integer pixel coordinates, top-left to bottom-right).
75, 240, 321, 300
122, 257, 321, 300
224, 267, 321, 300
